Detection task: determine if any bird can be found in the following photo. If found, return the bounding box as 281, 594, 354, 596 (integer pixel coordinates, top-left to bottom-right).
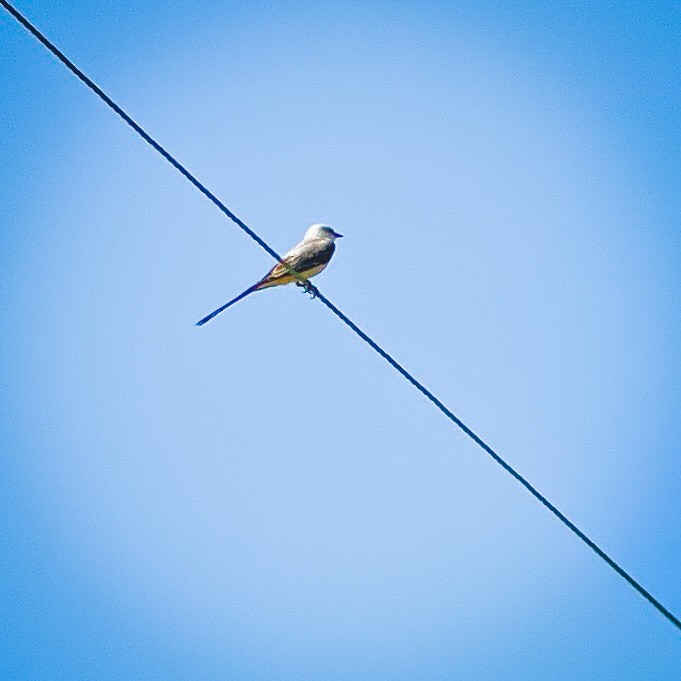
196, 223, 343, 326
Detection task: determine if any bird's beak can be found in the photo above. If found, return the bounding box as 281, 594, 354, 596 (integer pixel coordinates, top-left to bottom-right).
333, 231, 343, 238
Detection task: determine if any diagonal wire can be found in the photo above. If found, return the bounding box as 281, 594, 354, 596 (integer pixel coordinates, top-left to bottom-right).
2, 0, 679, 633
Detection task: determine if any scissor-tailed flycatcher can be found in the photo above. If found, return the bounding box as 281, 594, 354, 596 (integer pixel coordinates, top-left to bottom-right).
196, 223, 343, 326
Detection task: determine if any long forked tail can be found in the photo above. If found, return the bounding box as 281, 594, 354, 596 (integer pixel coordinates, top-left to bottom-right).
195, 283, 260, 326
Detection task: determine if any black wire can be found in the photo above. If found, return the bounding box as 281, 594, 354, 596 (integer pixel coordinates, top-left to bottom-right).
3, 0, 679, 633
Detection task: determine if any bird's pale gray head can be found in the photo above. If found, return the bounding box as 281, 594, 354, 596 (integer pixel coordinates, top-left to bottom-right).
305, 223, 343, 241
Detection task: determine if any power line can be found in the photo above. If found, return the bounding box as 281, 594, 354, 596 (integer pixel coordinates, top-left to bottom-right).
2, 0, 679, 633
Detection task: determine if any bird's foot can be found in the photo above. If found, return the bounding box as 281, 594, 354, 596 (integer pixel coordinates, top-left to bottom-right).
296, 280, 318, 298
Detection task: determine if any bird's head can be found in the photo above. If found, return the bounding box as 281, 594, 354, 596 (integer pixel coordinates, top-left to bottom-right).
305, 223, 343, 241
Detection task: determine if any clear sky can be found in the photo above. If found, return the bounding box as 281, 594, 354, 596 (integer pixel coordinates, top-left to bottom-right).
2, 1, 680, 678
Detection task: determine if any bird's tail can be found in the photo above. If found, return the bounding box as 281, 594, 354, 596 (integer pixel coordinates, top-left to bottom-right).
195, 283, 260, 326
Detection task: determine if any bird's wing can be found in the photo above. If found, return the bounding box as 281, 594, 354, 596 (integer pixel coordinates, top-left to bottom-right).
259, 239, 335, 284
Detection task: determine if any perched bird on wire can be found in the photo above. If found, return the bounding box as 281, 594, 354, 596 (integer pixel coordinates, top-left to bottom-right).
196, 223, 343, 326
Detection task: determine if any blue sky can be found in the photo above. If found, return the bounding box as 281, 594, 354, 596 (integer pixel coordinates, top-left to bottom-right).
1, 1, 680, 678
